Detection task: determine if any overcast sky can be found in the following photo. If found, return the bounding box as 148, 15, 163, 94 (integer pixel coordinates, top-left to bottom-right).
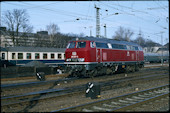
1, 1, 169, 45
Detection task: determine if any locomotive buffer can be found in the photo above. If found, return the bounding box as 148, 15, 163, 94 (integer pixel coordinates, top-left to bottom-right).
86, 82, 101, 99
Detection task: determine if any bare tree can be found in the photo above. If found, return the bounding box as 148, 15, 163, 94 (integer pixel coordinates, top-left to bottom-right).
112, 26, 134, 41
46, 23, 60, 46
134, 29, 146, 47
2, 9, 33, 46
112, 26, 124, 41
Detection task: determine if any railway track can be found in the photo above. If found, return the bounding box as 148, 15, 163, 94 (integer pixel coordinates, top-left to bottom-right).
1, 71, 168, 112
1, 63, 168, 84
52, 84, 169, 112
1, 66, 168, 90
1, 77, 76, 89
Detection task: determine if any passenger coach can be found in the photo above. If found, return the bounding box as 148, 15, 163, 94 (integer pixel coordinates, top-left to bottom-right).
65, 37, 144, 77
0, 46, 65, 67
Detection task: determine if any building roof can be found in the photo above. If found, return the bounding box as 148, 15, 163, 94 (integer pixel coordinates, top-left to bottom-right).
3, 46, 65, 52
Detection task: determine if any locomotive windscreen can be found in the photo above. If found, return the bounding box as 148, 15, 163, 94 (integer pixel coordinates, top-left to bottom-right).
67, 41, 86, 48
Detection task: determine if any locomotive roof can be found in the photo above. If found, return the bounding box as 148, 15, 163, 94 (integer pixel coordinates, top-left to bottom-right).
3, 46, 65, 52
72, 37, 140, 47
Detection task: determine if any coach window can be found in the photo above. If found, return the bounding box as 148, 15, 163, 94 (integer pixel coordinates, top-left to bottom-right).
64, 53, 65, 59
27, 53, 31, 59
18, 53, 23, 59
58, 53, 62, 59
43, 53, 48, 59
12, 53, 16, 59
35, 53, 40, 59
1, 53, 5, 59
51, 53, 55, 59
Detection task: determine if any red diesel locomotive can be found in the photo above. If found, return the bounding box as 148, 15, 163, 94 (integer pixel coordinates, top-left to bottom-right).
64, 37, 144, 77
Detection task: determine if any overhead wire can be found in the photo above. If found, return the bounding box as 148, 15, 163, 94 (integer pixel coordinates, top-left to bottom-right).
2, 1, 168, 43
97, 1, 168, 33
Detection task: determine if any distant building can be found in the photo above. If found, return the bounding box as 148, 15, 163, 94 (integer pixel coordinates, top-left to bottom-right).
0, 27, 49, 47
37, 31, 48, 35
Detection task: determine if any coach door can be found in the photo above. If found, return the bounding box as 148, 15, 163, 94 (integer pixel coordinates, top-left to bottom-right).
96, 49, 102, 63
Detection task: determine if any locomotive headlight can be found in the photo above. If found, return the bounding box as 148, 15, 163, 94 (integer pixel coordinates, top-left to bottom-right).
78, 58, 85, 62
66, 58, 71, 62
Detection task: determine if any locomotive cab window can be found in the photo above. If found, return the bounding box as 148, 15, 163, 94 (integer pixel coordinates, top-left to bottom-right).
90, 42, 96, 48
67, 42, 76, 48
76, 42, 86, 48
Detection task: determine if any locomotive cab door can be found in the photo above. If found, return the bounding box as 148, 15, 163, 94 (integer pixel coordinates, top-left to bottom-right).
96, 49, 102, 63
136, 50, 139, 61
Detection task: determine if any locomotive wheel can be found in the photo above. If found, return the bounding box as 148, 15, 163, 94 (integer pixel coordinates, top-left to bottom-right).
131, 65, 135, 72
125, 65, 131, 73
126, 65, 135, 73
86, 69, 97, 78
135, 65, 139, 71
69, 72, 77, 77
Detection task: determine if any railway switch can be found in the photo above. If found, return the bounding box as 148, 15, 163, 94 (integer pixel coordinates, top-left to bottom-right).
36, 72, 45, 81
86, 82, 100, 99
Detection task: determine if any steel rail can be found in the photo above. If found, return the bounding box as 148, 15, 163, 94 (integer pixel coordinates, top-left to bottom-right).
113, 93, 169, 111
1, 73, 168, 108
51, 84, 169, 112
1, 77, 77, 89
1, 66, 167, 89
